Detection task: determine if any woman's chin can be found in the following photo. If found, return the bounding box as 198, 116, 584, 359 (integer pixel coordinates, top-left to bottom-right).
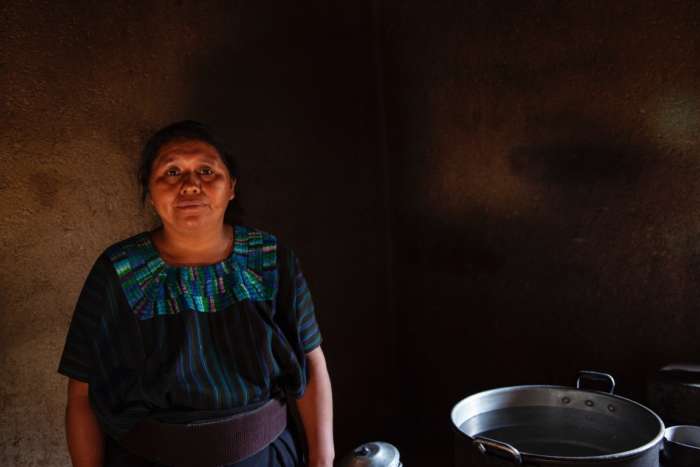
172, 214, 218, 231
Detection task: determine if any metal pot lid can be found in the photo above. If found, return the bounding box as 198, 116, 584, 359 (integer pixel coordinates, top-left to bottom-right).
337, 442, 402, 467
657, 363, 700, 388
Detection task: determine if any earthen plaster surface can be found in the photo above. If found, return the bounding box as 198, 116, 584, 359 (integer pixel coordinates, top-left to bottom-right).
379, 1, 700, 464
1, 1, 393, 464
6, 1, 700, 466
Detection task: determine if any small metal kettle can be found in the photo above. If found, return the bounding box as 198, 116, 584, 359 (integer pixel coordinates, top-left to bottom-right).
336, 441, 402, 467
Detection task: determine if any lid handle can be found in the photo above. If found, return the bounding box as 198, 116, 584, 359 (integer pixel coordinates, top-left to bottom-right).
354, 445, 372, 456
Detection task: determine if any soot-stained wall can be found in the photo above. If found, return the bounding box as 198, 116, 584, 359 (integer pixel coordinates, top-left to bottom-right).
0, 1, 395, 465
379, 1, 700, 464
5, 1, 700, 466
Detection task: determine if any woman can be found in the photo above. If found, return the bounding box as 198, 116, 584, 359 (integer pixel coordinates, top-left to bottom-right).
58, 121, 334, 467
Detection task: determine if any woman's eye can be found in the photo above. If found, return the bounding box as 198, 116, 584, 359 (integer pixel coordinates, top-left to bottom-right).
166, 168, 180, 176
199, 167, 214, 175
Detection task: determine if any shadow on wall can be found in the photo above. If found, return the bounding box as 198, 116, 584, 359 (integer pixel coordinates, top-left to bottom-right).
391, 109, 700, 464
177, 0, 397, 458
509, 113, 650, 186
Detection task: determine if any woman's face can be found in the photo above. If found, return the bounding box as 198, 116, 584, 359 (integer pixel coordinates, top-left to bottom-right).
148, 139, 236, 232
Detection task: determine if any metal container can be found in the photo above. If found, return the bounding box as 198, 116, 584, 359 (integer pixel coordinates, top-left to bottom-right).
647, 364, 700, 426
336, 442, 402, 467
662, 425, 700, 467
451, 371, 665, 466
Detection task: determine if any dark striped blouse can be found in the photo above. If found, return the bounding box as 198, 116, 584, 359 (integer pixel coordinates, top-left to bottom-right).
58, 225, 321, 441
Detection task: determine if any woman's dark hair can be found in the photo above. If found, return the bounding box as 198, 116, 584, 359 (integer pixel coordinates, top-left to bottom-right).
138, 120, 242, 223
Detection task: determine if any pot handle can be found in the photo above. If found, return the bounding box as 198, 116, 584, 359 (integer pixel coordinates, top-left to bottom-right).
576, 370, 616, 394
473, 436, 523, 465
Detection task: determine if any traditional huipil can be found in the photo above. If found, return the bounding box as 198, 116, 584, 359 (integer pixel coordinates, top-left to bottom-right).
59, 225, 321, 466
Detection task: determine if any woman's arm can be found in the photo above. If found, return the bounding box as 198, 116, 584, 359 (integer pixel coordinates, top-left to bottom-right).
296, 346, 334, 467
66, 379, 104, 467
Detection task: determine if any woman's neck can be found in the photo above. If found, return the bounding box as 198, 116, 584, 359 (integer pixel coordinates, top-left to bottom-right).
151, 224, 234, 266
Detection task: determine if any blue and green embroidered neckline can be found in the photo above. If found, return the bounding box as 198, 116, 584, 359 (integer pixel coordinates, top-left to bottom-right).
106, 225, 278, 320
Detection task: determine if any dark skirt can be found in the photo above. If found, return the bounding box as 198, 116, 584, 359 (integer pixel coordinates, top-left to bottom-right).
104, 428, 300, 467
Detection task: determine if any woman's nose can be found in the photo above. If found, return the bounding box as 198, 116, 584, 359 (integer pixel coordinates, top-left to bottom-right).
179, 172, 201, 195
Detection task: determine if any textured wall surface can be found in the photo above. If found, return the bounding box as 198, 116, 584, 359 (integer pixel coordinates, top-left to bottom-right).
0, 1, 395, 465
379, 1, 700, 464
6, 1, 700, 466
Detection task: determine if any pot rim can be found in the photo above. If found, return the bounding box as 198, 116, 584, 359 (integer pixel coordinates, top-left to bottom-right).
665, 425, 700, 450
451, 384, 665, 462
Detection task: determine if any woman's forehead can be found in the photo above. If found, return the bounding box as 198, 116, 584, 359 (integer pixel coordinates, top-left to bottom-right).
154, 140, 223, 165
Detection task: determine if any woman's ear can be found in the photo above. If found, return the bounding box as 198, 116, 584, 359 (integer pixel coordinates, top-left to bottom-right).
230, 178, 237, 200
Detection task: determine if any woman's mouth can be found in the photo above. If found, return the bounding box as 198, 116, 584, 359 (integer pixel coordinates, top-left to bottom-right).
175, 200, 207, 209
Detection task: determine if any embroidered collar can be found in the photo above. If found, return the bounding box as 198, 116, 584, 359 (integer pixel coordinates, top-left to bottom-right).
106, 225, 278, 320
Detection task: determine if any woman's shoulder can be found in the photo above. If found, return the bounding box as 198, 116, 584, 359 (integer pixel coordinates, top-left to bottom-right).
233, 224, 297, 254
99, 231, 154, 268
232, 224, 288, 276
233, 224, 277, 246
72, 232, 152, 295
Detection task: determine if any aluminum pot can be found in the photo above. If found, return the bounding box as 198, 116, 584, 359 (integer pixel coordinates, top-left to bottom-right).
662, 425, 700, 467
647, 364, 700, 426
451, 371, 665, 467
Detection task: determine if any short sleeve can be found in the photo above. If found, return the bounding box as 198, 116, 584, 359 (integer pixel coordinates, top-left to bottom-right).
57, 254, 111, 382
293, 254, 322, 353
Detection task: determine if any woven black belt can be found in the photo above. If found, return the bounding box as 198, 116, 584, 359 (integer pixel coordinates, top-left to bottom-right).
120, 399, 287, 467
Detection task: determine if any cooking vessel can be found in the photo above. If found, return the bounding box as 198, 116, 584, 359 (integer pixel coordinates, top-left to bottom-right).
451, 371, 665, 467
647, 364, 700, 426
662, 425, 700, 467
